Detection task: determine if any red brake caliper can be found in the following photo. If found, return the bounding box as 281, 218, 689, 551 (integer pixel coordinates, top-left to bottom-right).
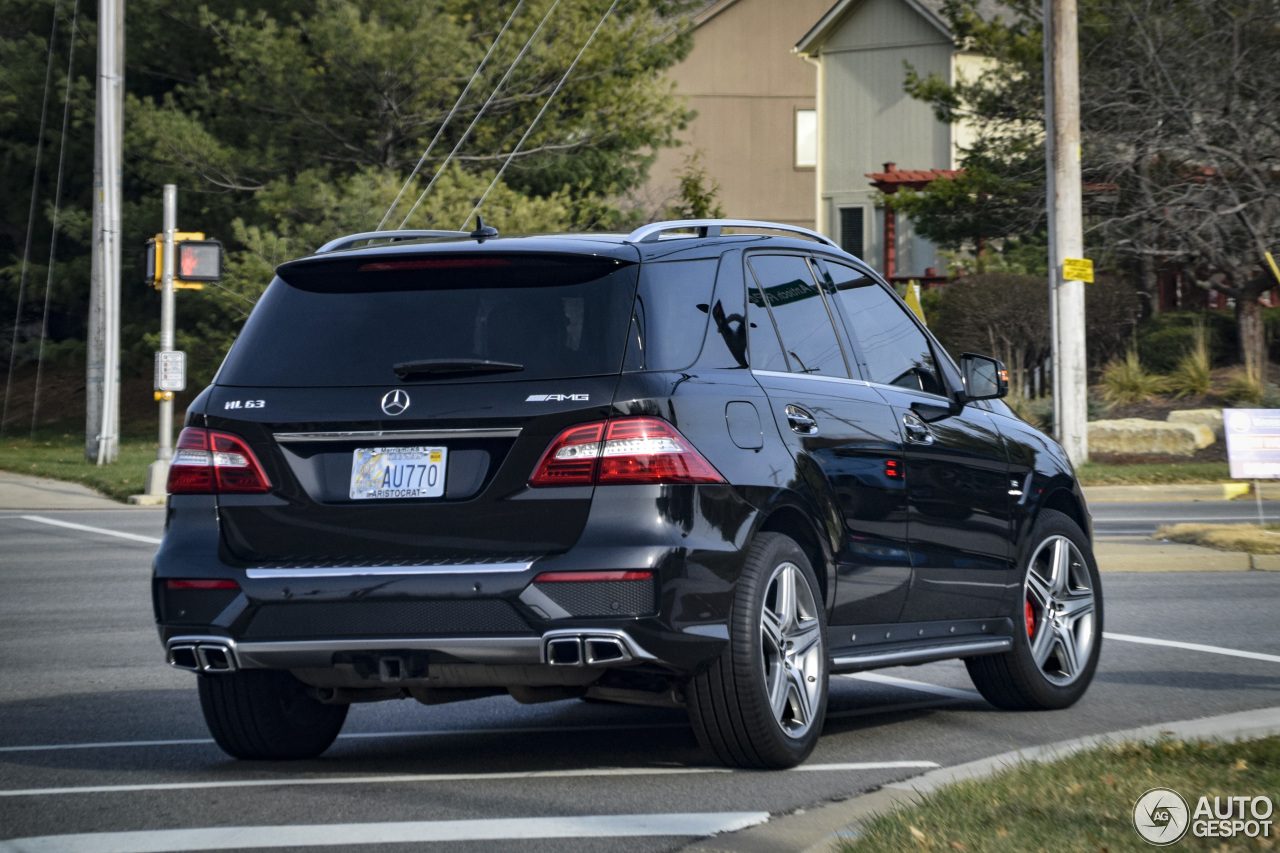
1025, 600, 1036, 636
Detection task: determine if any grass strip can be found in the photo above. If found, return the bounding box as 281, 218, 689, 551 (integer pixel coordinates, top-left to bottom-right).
1156, 523, 1280, 554
1077, 461, 1231, 485
838, 736, 1279, 852
0, 432, 157, 503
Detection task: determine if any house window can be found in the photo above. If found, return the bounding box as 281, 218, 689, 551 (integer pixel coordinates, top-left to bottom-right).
795, 109, 817, 169
839, 207, 865, 258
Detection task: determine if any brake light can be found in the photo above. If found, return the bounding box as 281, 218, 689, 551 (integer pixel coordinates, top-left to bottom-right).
167, 428, 272, 494
358, 258, 512, 271
529, 417, 724, 487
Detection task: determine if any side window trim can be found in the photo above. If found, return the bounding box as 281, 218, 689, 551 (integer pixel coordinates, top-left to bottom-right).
815, 256, 955, 397
745, 251, 854, 380
745, 257, 793, 373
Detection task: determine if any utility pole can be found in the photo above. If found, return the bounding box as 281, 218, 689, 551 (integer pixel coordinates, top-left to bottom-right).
88, 0, 123, 464
1045, 0, 1088, 464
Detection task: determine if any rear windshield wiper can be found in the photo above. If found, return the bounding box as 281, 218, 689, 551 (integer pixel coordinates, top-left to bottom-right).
393, 359, 524, 380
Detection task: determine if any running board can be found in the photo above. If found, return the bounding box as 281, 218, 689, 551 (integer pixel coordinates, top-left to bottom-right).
830, 638, 1013, 673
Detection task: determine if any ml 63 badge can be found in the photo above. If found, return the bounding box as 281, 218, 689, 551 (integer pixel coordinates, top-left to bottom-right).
350, 446, 446, 500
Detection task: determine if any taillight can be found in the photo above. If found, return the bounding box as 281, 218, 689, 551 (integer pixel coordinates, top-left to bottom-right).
167, 428, 272, 494
529, 417, 724, 487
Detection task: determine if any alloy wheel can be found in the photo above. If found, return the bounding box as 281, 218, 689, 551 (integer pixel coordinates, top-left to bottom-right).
760, 561, 824, 738
1024, 535, 1097, 686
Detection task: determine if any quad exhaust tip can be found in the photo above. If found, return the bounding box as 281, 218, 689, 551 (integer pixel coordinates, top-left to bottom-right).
544, 632, 636, 666
167, 638, 238, 673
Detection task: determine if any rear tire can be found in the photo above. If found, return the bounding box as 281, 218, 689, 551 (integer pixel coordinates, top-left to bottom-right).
686, 532, 828, 768
198, 670, 348, 760
966, 509, 1102, 710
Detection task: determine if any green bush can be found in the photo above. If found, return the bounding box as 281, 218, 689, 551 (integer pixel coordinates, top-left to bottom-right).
1135, 310, 1234, 371
1167, 320, 1211, 397
1100, 349, 1170, 404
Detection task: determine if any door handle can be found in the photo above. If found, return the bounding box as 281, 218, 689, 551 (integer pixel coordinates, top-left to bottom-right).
785, 404, 818, 436
902, 412, 934, 445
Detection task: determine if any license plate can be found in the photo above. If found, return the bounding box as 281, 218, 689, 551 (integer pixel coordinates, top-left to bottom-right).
349, 447, 447, 500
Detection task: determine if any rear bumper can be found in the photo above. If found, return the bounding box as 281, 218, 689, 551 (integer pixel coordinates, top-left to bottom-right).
165, 628, 656, 673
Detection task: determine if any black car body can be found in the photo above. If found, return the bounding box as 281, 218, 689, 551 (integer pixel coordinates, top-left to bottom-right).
154, 219, 1102, 768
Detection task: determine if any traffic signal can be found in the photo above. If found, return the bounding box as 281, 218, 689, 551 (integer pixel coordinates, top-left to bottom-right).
145, 233, 222, 289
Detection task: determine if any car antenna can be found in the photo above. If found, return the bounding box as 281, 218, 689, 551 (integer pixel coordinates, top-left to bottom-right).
470, 215, 499, 243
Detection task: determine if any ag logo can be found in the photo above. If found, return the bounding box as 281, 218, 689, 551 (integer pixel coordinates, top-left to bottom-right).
1134, 787, 1190, 845
381, 389, 410, 417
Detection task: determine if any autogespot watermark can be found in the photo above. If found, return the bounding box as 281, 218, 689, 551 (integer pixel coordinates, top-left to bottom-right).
1133, 787, 1275, 846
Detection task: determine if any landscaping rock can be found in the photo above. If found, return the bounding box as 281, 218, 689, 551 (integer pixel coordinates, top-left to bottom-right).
1088, 418, 1216, 456
1167, 408, 1224, 439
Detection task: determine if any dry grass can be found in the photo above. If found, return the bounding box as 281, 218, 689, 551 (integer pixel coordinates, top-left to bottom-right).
1155, 522, 1280, 554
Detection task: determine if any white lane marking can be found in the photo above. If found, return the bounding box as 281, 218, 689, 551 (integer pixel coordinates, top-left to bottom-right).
13, 515, 162, 545
0, 762, 937, 798
840, 671, 984, 701
0, 813, 773, 852
1104, 632, 1280, 665
0, 723, 690, 754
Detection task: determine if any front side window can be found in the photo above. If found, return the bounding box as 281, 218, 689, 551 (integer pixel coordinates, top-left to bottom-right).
820, 261, 944, 395
747, 255, 848, 379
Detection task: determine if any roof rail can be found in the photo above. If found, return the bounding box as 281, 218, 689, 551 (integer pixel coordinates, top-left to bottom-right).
314, 229, 470, 255
625, 219, 839, 249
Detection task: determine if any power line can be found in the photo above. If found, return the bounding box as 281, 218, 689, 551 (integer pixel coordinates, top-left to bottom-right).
2, 0, 61, 438
397, 0, 564, 230
463, 0, 621, 230
31, 0, 81, 437
376, 0, 528, 232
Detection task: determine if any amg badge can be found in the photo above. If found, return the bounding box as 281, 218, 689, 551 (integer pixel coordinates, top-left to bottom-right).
526, 394, 589, 402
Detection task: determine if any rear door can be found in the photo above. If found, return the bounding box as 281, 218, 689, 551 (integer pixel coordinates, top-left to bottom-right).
204, 246, 639, 566
745, 253, 912, 626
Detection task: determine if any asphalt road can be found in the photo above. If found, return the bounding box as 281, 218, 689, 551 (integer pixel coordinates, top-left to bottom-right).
1, 507, 1278, 852
1091, 498, 1280, 536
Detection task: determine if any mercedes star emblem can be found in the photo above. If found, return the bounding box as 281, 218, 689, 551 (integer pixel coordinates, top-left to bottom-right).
380, 389, 410, 416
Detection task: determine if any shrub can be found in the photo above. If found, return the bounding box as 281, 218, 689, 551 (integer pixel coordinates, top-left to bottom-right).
1224, 368, 1266, 405
1099, 348, 1170, 404
1135, 310, 1234, 370
1167, 320, 1211, 397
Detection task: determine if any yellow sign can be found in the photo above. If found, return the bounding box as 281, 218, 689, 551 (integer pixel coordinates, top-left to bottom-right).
1063, 257, 1094, 283
147, 232, 207, 290
1266, 251, 1280, 287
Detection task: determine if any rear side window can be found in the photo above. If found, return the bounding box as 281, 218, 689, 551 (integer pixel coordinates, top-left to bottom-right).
218, 254, 638, 387
747, 255, 849, 378
819, 261, 944, 395
624, 259, 719, 371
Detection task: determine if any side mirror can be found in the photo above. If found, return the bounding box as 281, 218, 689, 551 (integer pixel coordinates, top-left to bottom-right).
959, 353, 1008, 401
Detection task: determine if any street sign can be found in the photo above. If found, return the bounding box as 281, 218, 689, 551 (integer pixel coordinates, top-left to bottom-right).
1225, 409, 1280, 479
1063, 257, 1094, 283
155, 351, 186, 392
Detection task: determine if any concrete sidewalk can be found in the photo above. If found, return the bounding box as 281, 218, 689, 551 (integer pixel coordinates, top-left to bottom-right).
1084, 481, 1280, 502
0, 470, 148, 511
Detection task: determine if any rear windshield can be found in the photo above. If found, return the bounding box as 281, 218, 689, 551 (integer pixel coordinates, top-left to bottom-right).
217, 254, 639, 387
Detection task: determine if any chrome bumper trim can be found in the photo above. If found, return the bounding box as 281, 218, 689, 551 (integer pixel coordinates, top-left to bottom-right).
232, 636, 544, 669
273, 428, 521, 443
245, 562, 533, 579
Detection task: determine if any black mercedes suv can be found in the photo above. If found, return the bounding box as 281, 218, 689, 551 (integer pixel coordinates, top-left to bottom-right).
153, 219, 1101, 769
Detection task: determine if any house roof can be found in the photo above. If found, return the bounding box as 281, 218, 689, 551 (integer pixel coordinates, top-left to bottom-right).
794, 0, 1009, 55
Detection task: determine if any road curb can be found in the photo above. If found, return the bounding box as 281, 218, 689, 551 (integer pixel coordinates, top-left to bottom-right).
682, 705, 1280, 853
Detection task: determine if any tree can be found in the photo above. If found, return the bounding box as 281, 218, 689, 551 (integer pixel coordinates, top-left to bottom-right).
1, 0, 701, 399
895, 0, 1280, 372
